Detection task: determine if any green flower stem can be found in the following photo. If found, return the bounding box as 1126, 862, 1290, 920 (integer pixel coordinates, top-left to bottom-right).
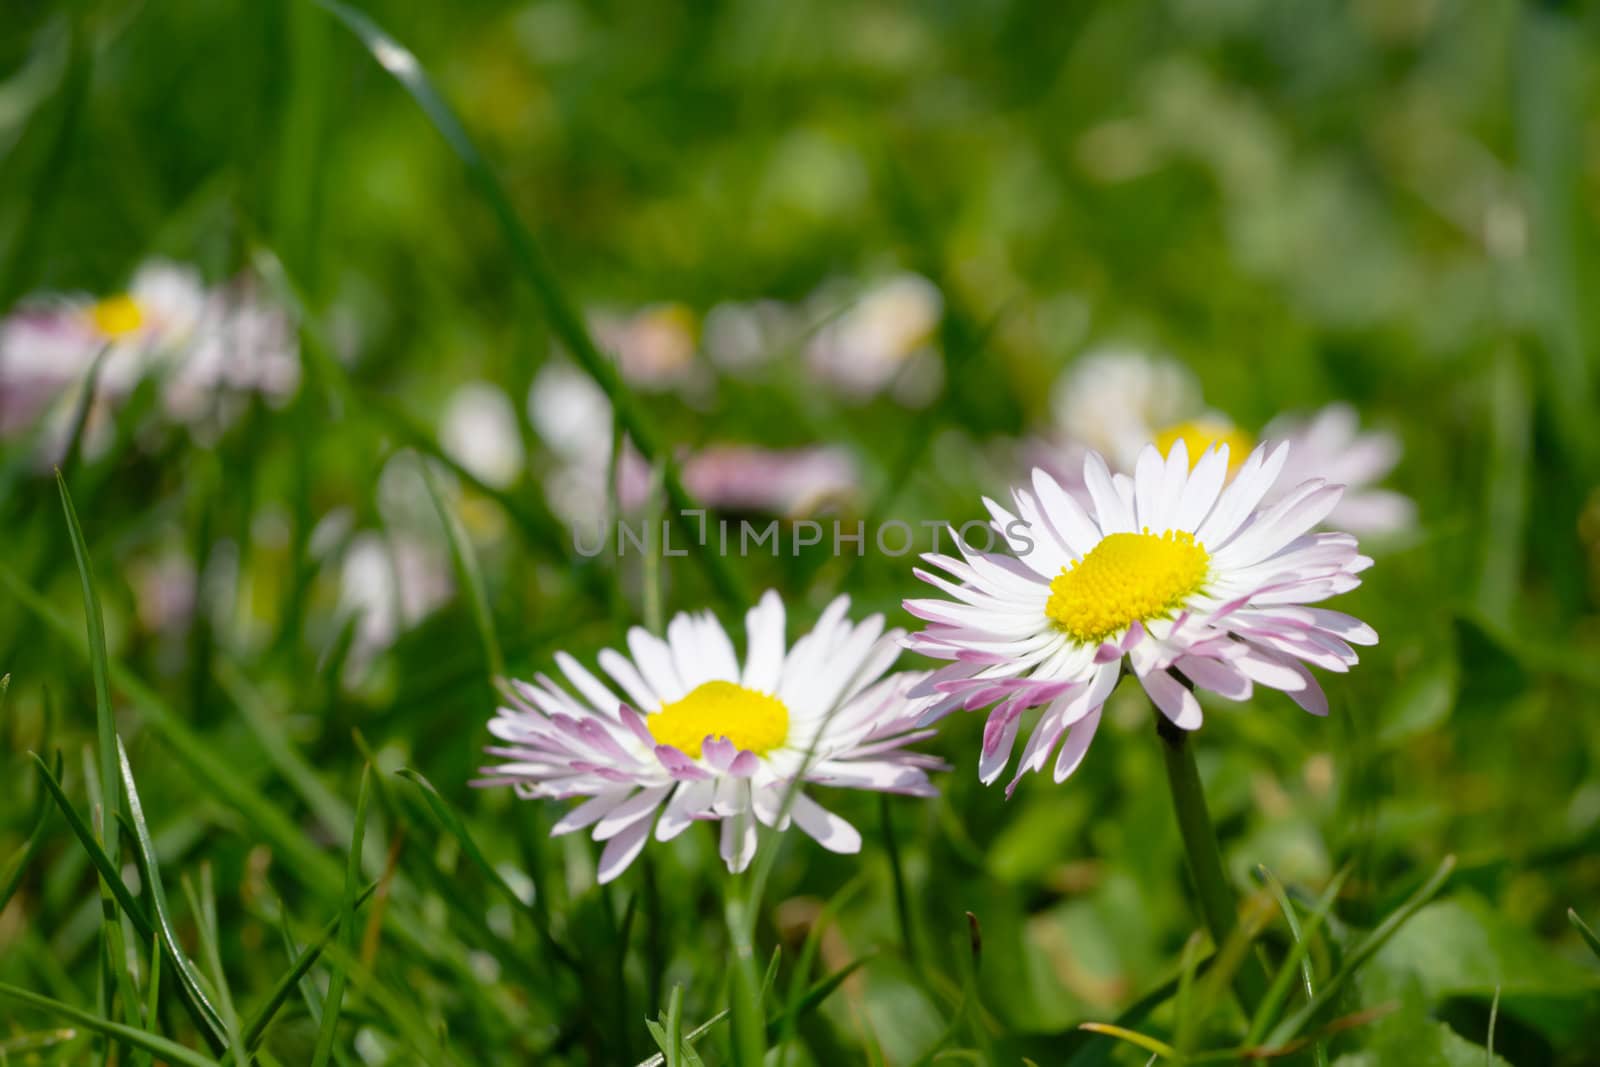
1156, 714, 1271, 1014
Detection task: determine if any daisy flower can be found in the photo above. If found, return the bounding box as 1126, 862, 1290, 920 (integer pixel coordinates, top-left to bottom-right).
440, 380, 526, 491
1045, 348, 1413, 536
1, 261, 300, 450
906, 441, 1375, 793
479, 592, 943, 882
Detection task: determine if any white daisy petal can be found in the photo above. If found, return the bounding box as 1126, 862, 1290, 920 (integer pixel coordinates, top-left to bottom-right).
790, 793, 863, 854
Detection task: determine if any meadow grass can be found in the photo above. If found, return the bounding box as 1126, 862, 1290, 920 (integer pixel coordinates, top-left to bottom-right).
2, 1, 1600, 1064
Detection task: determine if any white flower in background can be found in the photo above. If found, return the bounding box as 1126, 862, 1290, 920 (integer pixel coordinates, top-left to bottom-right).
681, 445, 858, 517
806, 273, 943, 406
0, 260, 301, 448
1262, 404, 1415, 537
526, 361, 643, 525
907, 441, 1374, 793
1046, 348, 1413, 536
0, 260, 209, 429
528, 361, 613, 464
337, 530, 453, 670
440, 381, 525, 490
480, 591, 943, 881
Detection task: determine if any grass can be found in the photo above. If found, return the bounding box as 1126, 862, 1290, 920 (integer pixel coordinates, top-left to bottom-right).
2, 0, 1599, 1064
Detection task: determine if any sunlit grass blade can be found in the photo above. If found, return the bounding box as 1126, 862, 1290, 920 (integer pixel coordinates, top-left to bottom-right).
1568, 908, 1600, 960
1245, 866, 1350, 1048
419, 456, 505, 680
115, 740, 231, 1049
30, 752, 147, 935
311, 0, 748, 607
1486, 985, 1500, 1066
57, 473, 120, 868
1266, 855, 1456, 1047
1076, 1023, 1179, 1061
645, 984, 704, 1067
311, 764, 372, 1067
180, 866, 244, 1054
0, 982, 220, 1067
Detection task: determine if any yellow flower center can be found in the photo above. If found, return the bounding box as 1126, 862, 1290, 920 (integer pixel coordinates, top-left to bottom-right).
88, 295, 146, 339
1155, 419, 1253, 474
647, 680, 790, 759
1046, 530, 1210, 644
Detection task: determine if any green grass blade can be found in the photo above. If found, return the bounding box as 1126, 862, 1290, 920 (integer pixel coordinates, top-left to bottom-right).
116, 741, 231, 1048
0, 561, 344, 895
144, 928, 161, 1048
311, 765, 372, 1067
311, 0, 748, 607
236, 885, 378, 1056
31, 752, 151, 941
395, 767, 574, 969
419, 457, 505, 680
180, 866, 243, 1054
1568, 908, 1600, 960
1266, 855, 1456, 1047
1245, 866, 1350, 1047
0, 982, 220, 1067
1076, 1023, 1179, 1062
57, 473, 120, 870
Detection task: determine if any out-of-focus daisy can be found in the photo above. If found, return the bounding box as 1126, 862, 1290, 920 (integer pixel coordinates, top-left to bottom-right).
0, 260, 209, 430
526, 361, 649, 525
1050, 347, 1209, 471
1046, 348, 1413, 535
591, 303, 703, 393
440, 380, 526, 490
681, 445, 858, 517
479, 591, 943, 881
1261, 404, 1415, 537
807, 273, 944, 407
528, 361, 857, 523
0, 261, 300, 448
907, 441, 1375, 793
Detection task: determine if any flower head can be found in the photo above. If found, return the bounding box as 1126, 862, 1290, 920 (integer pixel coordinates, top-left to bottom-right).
906, 441, 1375, 793
481, 592, 943, 881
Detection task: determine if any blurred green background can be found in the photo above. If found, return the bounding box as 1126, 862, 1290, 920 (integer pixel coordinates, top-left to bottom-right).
2, 0, 1599, 1063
